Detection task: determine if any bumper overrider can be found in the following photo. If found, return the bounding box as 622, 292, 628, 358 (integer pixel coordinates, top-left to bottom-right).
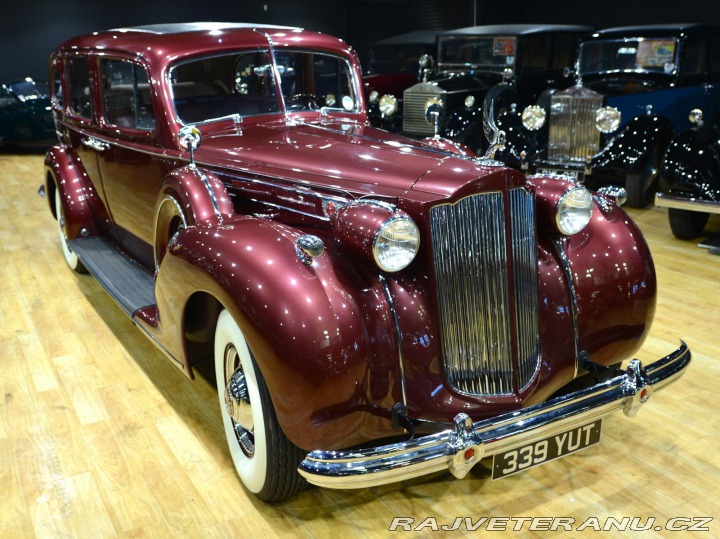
298, 342, 690, 488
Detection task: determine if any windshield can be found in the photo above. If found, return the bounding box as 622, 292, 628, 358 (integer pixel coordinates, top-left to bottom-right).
437, 36, 516, 73
6, 79, 49, 101
579, 38, 679, 75
170, 49, 359, 124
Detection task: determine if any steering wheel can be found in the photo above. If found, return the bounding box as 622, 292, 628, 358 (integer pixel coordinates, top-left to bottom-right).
286, 93, 323, 111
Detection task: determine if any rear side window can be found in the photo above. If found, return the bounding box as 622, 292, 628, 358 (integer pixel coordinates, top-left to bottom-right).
100, 59, 155, 130
67, 57, 91, 118
552, 34, 576, 70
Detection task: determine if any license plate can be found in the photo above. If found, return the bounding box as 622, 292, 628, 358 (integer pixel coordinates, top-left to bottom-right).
537, 168, 584, 181
492, 420, 602, 479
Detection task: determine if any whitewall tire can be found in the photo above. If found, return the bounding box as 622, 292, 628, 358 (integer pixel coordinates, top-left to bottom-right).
54, 188, 87, 273
214, 309, 306, 501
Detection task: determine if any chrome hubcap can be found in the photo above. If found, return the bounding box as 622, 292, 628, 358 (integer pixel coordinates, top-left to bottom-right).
224, 345, 255, 457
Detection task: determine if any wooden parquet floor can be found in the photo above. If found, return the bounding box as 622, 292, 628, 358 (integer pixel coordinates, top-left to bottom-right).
1, 151, 718, 537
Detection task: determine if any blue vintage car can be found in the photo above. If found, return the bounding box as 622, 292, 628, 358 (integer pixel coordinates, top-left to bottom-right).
0, 78, 55, 148
496, 24, 720, 208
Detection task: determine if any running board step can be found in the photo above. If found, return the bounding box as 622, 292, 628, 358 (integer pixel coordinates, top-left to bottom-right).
68, 236, 155, 316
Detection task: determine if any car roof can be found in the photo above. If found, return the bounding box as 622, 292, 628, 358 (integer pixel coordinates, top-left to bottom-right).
52, 22, 353, 65
592, 23, 720, 39
437, 24, 593, 38
370, 29, 444, 47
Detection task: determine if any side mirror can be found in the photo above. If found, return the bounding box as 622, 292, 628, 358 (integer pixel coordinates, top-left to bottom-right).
178, 125, 201, 165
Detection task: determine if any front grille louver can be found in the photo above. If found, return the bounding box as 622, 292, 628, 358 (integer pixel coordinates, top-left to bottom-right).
547, 85, 604, 163
430, 189, 540, 396
403, 83, 443, 136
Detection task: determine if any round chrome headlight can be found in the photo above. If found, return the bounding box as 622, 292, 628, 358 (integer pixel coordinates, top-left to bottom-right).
689, 108, 704, 125
378, 94, 398, 117
521, 105, 546, 131
368, 90, 379, 103
556, 187, 593, 235
373, 216, 420, 272
595, 106, 621, 134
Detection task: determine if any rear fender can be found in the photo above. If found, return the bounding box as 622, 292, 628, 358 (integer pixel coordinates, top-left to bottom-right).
43, 145, 100, 239
155, 217, 400, 450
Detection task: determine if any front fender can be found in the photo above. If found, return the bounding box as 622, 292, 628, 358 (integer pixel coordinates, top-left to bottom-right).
44, 145, 100, 238
443, 107, 483, 151
565, 200, 657, 362
155, 217, 402, 450
592, 114, 674, 172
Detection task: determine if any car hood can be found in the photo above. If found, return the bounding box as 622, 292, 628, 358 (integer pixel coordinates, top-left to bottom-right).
192, 118, 512, 200
583, 76, 673, 97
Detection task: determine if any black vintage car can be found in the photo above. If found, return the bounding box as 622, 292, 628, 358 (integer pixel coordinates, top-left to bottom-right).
397, 24, 590, 151
656, 114, 720, 239
499, 24, 720, 208
0, 78, 55, 148
363, 29, 440, 130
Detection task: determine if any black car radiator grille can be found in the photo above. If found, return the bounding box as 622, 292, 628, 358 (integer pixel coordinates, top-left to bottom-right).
429, 188, 540, 396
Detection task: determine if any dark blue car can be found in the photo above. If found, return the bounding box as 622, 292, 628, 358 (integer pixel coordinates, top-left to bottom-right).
0, 78, 55, 148
495, 24, 720, 208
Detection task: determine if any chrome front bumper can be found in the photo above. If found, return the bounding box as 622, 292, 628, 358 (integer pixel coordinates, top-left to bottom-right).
298, 343, 690, 489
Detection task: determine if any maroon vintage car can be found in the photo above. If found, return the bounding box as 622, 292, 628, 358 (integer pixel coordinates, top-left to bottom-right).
45, 23, 689, 502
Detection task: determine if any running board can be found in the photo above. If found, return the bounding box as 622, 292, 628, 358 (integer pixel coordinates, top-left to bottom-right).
68, 236, 155, 316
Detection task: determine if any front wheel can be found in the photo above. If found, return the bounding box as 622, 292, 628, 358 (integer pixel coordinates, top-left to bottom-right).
625, 149, 659, 208
214, 310, 306, 501
668, 208, 709, 240
54, 188, 87, 273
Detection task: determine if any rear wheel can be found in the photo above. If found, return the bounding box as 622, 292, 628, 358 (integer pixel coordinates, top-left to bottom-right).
214, 310, 306, 501
668, 208, 709, 240
54, 188, 87, 273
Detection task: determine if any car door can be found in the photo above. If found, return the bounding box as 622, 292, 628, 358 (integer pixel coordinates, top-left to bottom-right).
94, 57, 167, 269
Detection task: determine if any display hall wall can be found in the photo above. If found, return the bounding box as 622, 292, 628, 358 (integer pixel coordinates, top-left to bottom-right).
2, 0, 720, 83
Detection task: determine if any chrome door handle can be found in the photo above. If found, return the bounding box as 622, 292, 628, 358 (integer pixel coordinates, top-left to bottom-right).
81, 137, 110, 151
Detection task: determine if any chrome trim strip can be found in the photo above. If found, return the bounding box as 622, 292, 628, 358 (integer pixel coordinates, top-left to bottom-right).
298, 342, 690, 489
189, 165, 221, 218
510, 189, 540, 391
379, 275, 408, 407
554, 238, 581, 378
654, 192, 720, 214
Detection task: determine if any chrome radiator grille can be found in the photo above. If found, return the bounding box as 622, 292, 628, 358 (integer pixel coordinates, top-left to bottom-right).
429, 189, 540, 396
547, 85, 603, 162
403, 83, 443, 136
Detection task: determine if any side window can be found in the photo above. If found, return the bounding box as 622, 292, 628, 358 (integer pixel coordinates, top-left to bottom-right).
0, 87, 17, 110
680, 39, 707, 76
100, 59, 155, 130
552, 34, 576, 70
520, 35, 551, 72
50, 61, 63, 108
67, 56, 92, 118
710, 38, 720, 74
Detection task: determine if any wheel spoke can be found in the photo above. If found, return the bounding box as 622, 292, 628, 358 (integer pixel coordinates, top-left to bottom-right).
224, 345, 255, 458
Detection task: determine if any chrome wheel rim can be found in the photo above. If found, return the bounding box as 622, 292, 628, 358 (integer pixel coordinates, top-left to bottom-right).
224, 344, 255, 458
